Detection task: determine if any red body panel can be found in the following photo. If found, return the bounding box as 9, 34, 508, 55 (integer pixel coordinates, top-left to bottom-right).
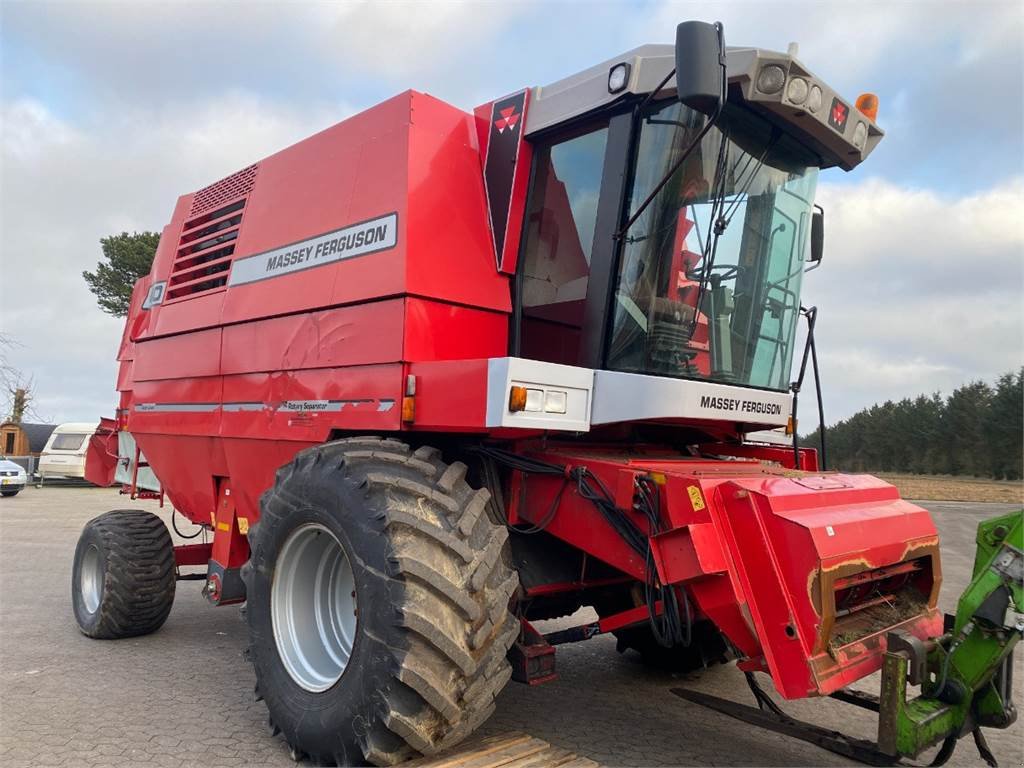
83, 417, 118, 487
115, 91, 524, 529
511, 446, 941, 699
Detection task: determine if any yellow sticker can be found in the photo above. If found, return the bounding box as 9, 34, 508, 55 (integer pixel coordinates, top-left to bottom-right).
237, 517, 249, 535
210, 511, 216, 527
217, 521, 230, 532
687, 486, 706, 511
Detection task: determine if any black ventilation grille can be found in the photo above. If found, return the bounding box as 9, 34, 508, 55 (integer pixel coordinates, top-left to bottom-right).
166, 198, 248, 302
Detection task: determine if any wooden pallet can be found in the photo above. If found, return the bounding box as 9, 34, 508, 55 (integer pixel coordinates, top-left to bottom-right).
406, 733, 600, 768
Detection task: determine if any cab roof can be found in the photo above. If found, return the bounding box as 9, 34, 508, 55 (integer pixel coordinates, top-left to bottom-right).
524, 42, 882, 171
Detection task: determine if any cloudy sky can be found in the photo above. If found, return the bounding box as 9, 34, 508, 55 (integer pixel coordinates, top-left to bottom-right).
1, 0, 1022, 427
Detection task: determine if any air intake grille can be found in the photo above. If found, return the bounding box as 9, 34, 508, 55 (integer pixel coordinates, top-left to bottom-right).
166, 198, 247, 301
188, 164, 258, 218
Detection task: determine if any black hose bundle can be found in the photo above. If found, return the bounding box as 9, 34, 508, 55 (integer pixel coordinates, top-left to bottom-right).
636, 475, 691, 648
469, 445, 691, 647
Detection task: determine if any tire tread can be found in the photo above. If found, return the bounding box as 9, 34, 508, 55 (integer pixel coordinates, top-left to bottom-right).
248, 438, 518, 766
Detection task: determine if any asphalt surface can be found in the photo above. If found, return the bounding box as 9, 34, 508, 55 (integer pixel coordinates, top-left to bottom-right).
0, 486, 1020, 767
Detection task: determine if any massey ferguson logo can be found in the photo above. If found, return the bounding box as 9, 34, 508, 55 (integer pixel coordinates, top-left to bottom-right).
828, 97, 849, 132
699, 394, 783, 416
227, 212, 398, 287
494, 106, 521, 133
484, 89, 528, 270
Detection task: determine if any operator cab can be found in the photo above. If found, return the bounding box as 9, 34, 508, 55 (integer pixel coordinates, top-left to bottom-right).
512, 26, 881, 426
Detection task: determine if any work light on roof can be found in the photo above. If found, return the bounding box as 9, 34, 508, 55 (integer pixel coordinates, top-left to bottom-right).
806, 84, 823, 113
608, 62, 630, 94
756, 64, 786, 94
786, 77, 809, 105
852, 121, 868, 150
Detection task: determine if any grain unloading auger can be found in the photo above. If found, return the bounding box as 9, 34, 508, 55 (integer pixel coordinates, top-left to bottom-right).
75, 20, 1019, 767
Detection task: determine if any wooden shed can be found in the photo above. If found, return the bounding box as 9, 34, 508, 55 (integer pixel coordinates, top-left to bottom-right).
0, 422, 57, 456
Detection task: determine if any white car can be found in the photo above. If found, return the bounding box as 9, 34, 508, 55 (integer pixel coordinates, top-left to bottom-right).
0, 457, 27, 497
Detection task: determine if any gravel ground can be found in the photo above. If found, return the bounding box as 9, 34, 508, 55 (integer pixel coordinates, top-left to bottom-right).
0, 486, 1020, 767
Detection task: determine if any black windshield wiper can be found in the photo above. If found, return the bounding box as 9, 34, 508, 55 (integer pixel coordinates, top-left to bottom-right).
687, 129, 782, 318
688, 133, 732, 322
718, 128, 780, 229
616, 87, 727, 242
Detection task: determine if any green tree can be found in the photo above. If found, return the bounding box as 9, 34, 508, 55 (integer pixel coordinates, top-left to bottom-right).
802, 371, 1020, 479
942, 381, 992, 477
983, 369, 1023, 480
82, 231, 160, 316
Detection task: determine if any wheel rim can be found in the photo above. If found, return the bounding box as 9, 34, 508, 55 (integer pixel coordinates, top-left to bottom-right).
271, 524, 357, 692
80, 544, 102, 614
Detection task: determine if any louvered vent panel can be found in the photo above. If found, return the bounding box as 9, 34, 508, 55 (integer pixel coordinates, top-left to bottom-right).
166, 198, 247, 302
188, 164, 258, 217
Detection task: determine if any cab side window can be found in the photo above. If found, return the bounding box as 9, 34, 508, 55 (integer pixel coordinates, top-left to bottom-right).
518, 126, 609, 365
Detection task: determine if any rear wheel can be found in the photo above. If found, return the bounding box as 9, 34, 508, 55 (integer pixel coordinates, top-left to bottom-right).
244, 438, 519, 766
71, 509, 176, 639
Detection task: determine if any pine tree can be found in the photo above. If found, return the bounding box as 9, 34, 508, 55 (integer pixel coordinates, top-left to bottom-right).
83, 232, 160, 317
803, 371, 1020, 479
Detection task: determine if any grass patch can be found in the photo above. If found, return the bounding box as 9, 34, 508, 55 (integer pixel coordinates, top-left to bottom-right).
875, 473, 1023, 503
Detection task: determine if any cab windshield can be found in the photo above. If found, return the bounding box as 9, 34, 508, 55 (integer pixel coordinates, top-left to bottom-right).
607, 101, 818, 391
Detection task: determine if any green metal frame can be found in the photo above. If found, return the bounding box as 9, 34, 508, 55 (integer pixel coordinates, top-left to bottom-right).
879, 511, 1022, 757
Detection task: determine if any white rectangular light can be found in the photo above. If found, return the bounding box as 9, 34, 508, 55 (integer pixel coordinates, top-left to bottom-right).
524, 388, 544, 412
544, 390, 567, 414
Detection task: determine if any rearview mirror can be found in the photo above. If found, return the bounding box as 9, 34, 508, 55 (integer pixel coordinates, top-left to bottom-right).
810, 206, 824, 263
675, 21, 726, 116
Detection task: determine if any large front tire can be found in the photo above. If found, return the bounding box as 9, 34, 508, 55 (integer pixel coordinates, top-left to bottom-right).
71, 509, 176, 639
244, 438, 519, 766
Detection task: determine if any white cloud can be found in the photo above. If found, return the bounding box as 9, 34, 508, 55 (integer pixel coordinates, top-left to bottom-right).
310, 1, 529, 79
0, 94, 351, 423
2, 1, 529, 109
803, 176, 1024, 420
640, 1, 1021, 85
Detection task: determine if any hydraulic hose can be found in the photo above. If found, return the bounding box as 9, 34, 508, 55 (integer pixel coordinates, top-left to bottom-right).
791, 306, 827, 470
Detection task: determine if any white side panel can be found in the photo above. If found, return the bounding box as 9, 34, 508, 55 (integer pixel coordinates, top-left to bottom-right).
115, 431, 162, 493
591, 370, 791, 428
38, 455, 87, 479
486, 357, 593, 432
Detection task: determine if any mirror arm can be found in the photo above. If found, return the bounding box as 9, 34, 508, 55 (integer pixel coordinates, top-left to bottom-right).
614, 103, 723, 241
616, 22, 728, 242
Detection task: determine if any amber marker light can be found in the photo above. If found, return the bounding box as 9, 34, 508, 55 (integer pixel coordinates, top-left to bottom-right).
509, 386, 528, 412
855, 93, 879, 121
401, 396, 415, 423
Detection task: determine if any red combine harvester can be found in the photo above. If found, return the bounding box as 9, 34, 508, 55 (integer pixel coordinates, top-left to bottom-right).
75, 22, 951, 767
